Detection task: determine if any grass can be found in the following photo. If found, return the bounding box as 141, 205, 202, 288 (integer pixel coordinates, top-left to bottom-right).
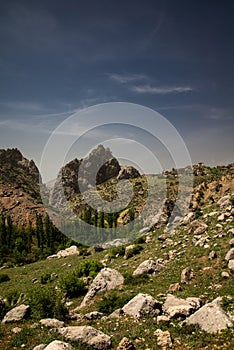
0, 198, 234, 349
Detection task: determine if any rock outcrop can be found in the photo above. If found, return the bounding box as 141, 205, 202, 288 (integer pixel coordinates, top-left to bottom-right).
57, 326, 111, 349
1, 304, 30, 324
162, 294, 201, 319
122, 293, 162, 319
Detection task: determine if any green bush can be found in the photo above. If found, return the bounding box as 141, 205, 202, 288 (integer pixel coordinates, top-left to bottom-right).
76, 259, 103, 278
5, 289, 20, 306
59, 272, 87, 298
40, 273, 51, 284
134, 235, 146, 244
96, 291, 132, 315
125, 244, 143, 259
27, 286, 68, 320
108, 246, 125, 259
0, 274, 10, 283
124, 272, 149, 286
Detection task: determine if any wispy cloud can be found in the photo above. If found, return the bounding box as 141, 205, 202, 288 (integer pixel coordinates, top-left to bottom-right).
108, 73, 148, 84
131, 85, 193, 95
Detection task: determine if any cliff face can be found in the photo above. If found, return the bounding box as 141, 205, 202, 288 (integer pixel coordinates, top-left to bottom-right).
0, 148, 45, 226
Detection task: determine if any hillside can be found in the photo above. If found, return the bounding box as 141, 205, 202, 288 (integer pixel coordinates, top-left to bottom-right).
0, 149, 233, 349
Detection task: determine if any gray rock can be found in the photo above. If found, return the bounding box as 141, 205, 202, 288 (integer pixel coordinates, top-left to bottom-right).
168, 283, 181, 293
154, 329, 172, 349
209, 251, 217, 260
40, 318, 65, 328
84, 311, 104, 320
163, 294, 201, 319
57, 326, 111, 349
80, 268, 124, 307
47, 246, 79, 259
225, 248, 234, 261
1, 304, 30, 324
181, 267, 194, 284
33, 345, 47, 350
116, 337, 136, 350
228, 259, 234, 272
182, 212, 195, 225
122, 293, 162, 319
185, 297, 233, 333
217, 195, 231, 208
44, 340, 74, 350
189, 220, 208, 235
229, 238, 234, 247
108, 308, 124, 319
221, 271, 230, 279
133, 259, 164, 276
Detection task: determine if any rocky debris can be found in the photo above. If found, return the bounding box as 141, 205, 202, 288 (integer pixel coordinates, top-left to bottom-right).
117, 166, 140, 180
51, 273, 58, 281
217, 195, 231, 208
162, 294, 201, 319
44, 340, 74, 350
1, 304, 30, 324
33, 345, 47, 350
209, 251, 217, 260
84, 311, 104, 320
57, 326, 111, 349
11, 326, 22, 334
133, 259, 164, 276
80, 268, 124, 307
182, 212, 195, 225
228, 228, 234, 236
188, 220, 208, 235
157, 315, 170, 324
116, 337, 136, 350
40, 318, 65, 328
221, 271, 230, 279
122, 293, 162, 319
229, 238, 234, 247
47, 246, 79, 259
185, 297, 233, 334
181, 267, 194, 284
108, 308, 124, 319
228, 259, 234, 272
168, 283, 181, 293
154, 329, 172, 349
225, 248, 234, 261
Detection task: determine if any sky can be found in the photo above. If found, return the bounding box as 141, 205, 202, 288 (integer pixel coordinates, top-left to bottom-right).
0, 0, 234, 181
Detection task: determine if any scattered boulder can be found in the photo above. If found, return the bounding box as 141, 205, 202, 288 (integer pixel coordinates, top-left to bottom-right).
80, 268, 124, 307
57, 326, 111, 349
11, 327, 22, 334
162, 294, 201, 319
108, 308, 124, 319
217, 195, 231, 208
189, 220, 208, 235
168, 283, 181, 293
185, 297, 233, 333
1, 304, 30, 324
154, 329, 172, 349
40, 318, 64, 328
221, 271, 230, 279
47, 246, 79, 259
181, 267, 194, 284
229, 238, 234, 247
116, 337, 136, 350
84, 311, 104, 320
157, 315, 170, 324
209, 251, 217, 260
217, 213, 225, 221
228, 260, 234, 272
225, 248, 234, 261
133, 259, 164, 276
182, 212, 195, 225
44, 340, 74, 350
122, 293, 162, 319
33, 345, 47, 350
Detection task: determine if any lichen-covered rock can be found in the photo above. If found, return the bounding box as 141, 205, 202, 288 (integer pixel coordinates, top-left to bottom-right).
185, 297, 233, 333
122, 293, 162, 319
80, 268, 124, 307
133, 259, 164, 276
162, 294, 201, 319
57, 326, 111, 349
40, 318, 64, 328
1, 304, 30, 324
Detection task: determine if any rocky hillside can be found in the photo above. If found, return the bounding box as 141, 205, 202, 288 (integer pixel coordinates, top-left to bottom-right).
0, 148, 45, 226
0, 188, 234, 349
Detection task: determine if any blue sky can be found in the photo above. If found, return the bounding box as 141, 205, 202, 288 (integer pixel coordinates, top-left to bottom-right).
0, 0, 234, 179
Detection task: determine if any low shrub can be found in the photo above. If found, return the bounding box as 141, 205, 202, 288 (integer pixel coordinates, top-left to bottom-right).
125, 244, 143, 259
124, 272, 149, 286
59, 272, 87, 298
27, 286, 68, 320
5, 289, 20, 306
0, 274, 10, 283
96, 291, 132, 315
40, 273, 51, 284
108, 246, 125, 259
76, 259, 103, 278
